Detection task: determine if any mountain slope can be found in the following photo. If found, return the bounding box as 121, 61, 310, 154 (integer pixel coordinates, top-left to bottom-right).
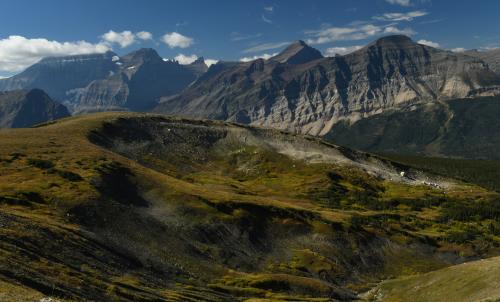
0, 112, 499, 301
326, 96, 500, 160
0, 89, 70, 128
155, 35, 500, 136
366, 256, 500, 302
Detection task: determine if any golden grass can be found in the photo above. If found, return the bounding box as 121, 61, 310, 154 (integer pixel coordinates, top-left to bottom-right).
368, 256, 500, 302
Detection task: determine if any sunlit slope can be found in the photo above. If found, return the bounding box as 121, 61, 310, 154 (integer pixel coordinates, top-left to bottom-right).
366, 256, 500, 302
0, 112, 499, 301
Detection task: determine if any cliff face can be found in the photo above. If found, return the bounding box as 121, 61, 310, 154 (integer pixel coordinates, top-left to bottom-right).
155, 35, 500, 136
0, 89, 70, 128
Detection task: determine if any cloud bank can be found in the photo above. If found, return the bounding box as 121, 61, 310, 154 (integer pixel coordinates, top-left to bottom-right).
324, 45, 363, 56
417, 39, 440, 48
240, 53, 278, 62
0, 35, 110, 73
162, 32, 194, 48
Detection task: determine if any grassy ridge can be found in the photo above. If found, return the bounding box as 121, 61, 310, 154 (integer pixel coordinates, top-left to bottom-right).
0, 112, 499, 301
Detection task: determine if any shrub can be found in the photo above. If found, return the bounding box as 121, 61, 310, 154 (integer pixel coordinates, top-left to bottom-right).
27, 158, 55, 169
56, 170, 83, 182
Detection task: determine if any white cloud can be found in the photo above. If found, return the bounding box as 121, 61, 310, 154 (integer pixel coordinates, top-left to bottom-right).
264, 6, 274, 12
385, 0, 411, 6
0, 35, 110, 73
324, 45, 363, 56
384, 26, 416, 36
136, 31, 153, 40
417, 39, 440, 48
243, 42, 290, 53
101, 30, 136, 48
240, 53, 278, 62
205, 59, 218, 67
174, 53, 198, 64
305, 24, 415, 45
451, 47, 466, 53
261, 14, 273, 24
373, 11, 428, 22
162, 32, 193, 48
231, 32, 262, 41
172, 54, 218, 67
0, 75, 8, 79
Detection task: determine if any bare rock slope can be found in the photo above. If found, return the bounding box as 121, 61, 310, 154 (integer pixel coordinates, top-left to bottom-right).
156, 35, 500, 135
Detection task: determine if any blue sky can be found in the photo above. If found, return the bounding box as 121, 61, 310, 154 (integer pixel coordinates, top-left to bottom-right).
0, 0, 499, 77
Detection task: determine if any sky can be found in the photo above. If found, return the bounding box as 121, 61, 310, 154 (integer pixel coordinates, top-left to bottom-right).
0, 0, 499, 77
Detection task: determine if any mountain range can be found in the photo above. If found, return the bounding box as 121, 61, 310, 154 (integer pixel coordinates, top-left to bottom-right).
0, 49, 207, 114
2, 35, 500, 301
1, 35, 500, 159
155, 35, 500, 136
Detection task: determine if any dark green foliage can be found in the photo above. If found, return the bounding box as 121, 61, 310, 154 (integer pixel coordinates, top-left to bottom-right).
55, 170, 83, 182
350, 214, 401, 229
28, 158, 83, 181
440, 198, 500, 222
380, 153, 500, 192
27, 158, 55, 169
319, 172, 348, 208
326, 102, 448, 155
445, 227, 480, 244
93, 162, 149, 207
388, 196, 446, 211
326, 96, 500, 160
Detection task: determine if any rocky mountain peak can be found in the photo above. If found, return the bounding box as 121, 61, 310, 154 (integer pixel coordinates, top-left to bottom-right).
121, 48, 163, 65
191, 57, 206, 65
184, 56, 208, 74
271, 40, 323, 64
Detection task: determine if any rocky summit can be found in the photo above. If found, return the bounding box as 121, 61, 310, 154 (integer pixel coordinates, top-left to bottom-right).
155, 35, 500, 136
